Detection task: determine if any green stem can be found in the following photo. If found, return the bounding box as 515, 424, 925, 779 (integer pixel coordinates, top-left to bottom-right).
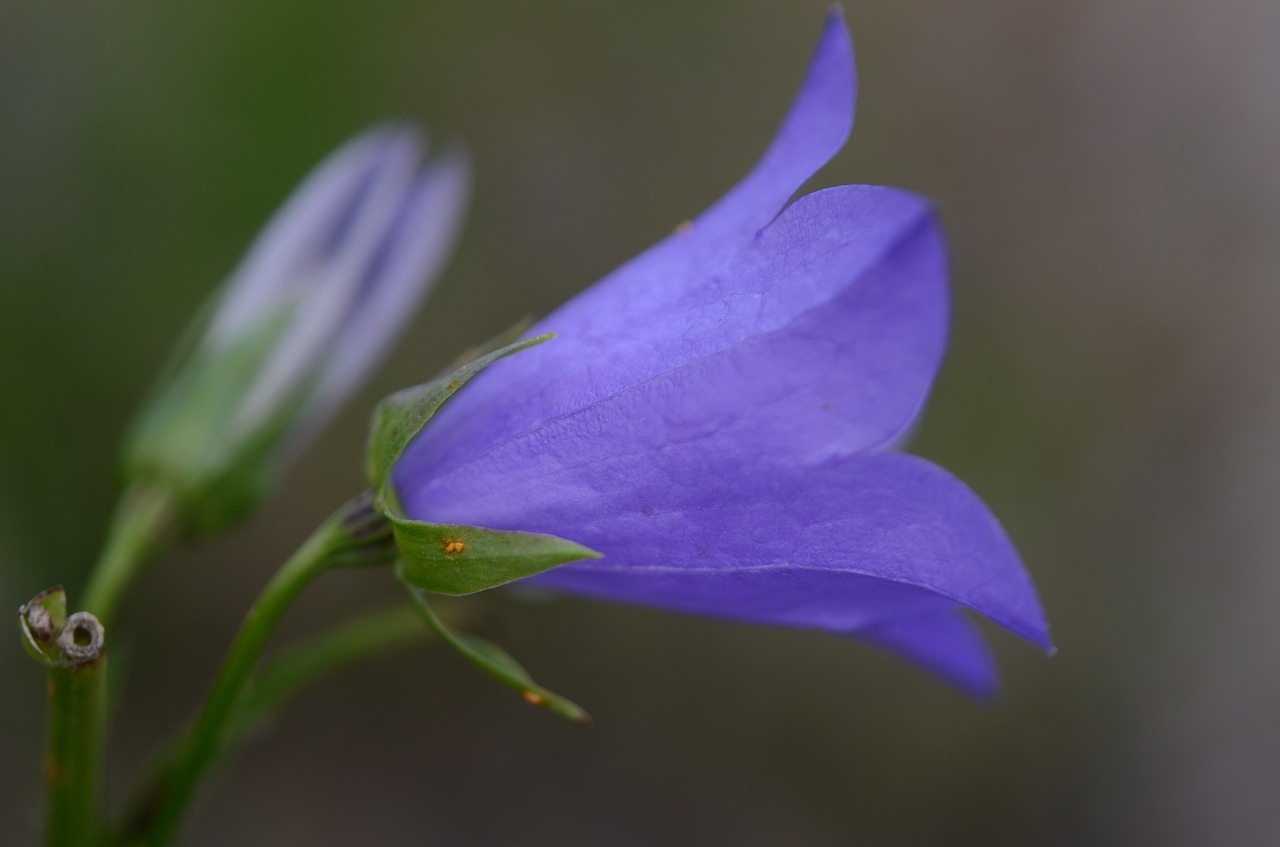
128, 518, 343, 847
235, 605, 427, 733
118, 606, 428, 843
82, 485, 175, 629
44, 621, 108, 847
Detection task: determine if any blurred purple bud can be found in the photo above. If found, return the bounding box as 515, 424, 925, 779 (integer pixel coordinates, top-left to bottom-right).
127, 126, 468, 533
220, 127, 468, 442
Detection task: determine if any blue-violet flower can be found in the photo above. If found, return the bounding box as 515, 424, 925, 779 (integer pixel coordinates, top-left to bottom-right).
392, 12, 1049, 695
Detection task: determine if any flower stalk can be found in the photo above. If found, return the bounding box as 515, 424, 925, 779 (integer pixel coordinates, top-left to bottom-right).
128, 493, 392, 846
234, 605, 427, 733
82, 485, 176, 629
118, 608, 426, 844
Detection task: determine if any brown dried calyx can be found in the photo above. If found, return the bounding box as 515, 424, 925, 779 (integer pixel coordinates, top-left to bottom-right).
19, 587, 107, 668
55, 611, 106, 667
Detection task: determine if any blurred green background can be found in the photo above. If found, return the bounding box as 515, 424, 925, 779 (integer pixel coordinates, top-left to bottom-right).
2, 0, 1276, 844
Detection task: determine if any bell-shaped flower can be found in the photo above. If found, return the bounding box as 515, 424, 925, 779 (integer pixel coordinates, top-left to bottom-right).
387, 12, 1050, 695
127, 127, 468, 534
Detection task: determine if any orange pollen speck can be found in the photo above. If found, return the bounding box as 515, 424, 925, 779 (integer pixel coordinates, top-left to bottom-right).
675, 219, 693, 234
523, 691, 545, 706
444, 540, 465, 554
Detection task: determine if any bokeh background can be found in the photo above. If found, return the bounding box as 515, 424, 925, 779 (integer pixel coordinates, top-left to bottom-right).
2, 0, 1277, 844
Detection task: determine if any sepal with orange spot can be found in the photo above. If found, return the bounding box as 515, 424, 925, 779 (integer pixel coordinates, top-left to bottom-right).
365, 330, 600, 595
365, 331, 597, 721
388, 499, 600, 595
405, 587, 590, 724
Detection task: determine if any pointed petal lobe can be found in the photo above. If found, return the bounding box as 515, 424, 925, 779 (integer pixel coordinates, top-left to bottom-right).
858, 611, 1000, 698
695, 7, 856, 246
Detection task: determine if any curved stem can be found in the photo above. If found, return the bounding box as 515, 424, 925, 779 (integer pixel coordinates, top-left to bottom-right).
128, 518, 343, 846
118, 607, 428, 844
235, 605, 427, 732
82, 485, 175, 629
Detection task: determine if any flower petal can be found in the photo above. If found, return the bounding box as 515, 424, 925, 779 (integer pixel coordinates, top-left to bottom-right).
402, 446, 1050, 651
542, 7, 856, 337
395, 183, 947, 505
694, 6, 856, 248
394, 12, 862, 483
857, 611, 1000, 698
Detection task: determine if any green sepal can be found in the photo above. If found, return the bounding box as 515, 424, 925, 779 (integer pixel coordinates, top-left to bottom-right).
370, 328, 598, 592
124, 310, 308, 535
365, 331, 554, 490
390, 511, 601, 595
433, 316, 536, 380
405, 588, 590, 724
19, 586, 67, 666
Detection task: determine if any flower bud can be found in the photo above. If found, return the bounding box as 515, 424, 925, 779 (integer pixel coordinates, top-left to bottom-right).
125, 127, 468, 534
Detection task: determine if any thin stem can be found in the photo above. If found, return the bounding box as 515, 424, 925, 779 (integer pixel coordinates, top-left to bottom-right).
118, 606, 429, 843
128, 518, 343, 847
235, 605, 427, 733
44, 616, 108, 847
82, 485, 175, 629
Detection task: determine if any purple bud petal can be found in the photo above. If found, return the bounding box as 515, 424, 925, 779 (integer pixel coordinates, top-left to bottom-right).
311, 147, 470, 427
231, 129, 422, 435
209, 128, 421, 347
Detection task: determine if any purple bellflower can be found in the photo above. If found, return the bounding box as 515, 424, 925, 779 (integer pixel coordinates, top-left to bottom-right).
391, 11, 1050, 695
128, 127, 468, 532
